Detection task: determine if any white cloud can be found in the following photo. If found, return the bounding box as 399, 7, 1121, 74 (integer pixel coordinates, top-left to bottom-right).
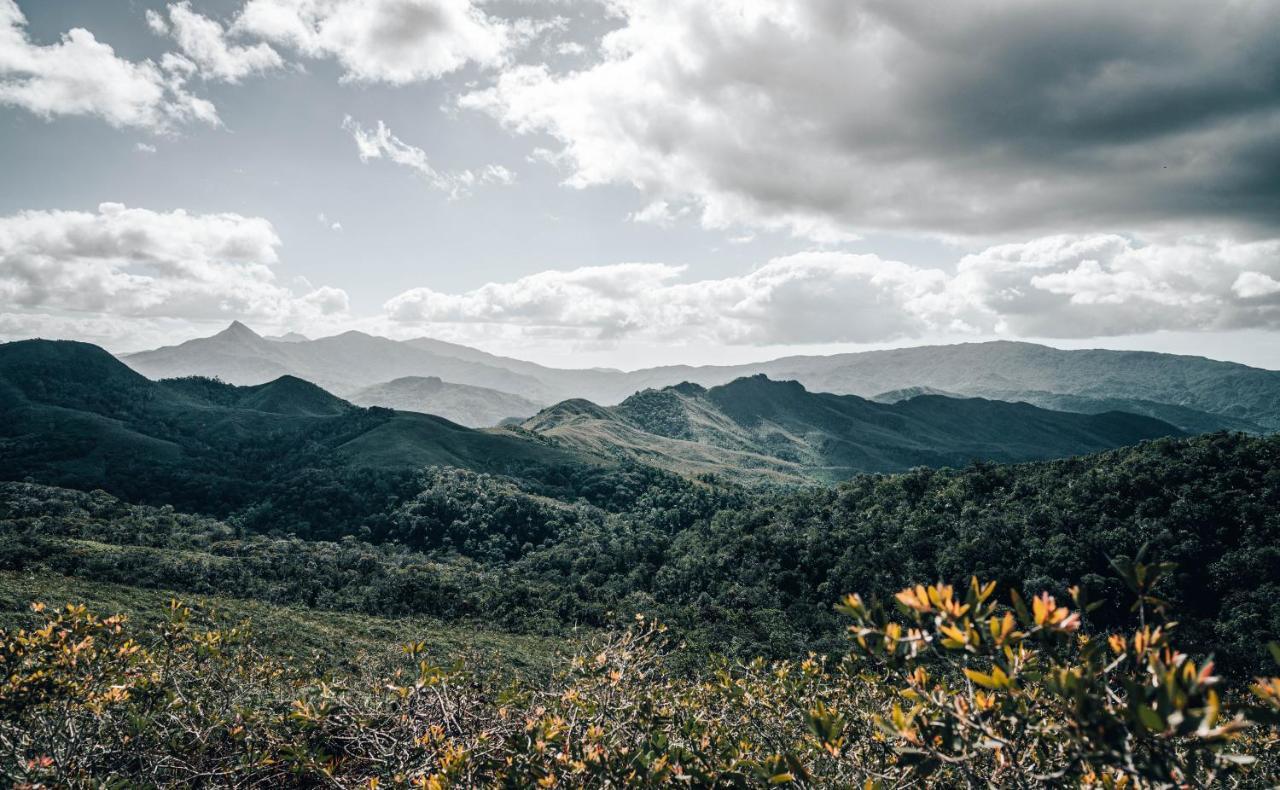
343, 116, 515, 198
235, 0, 510, 84
0, 203, 349, 326
149, 2, 284, 84
460, 0, 1280, 241
383, 234, 1280, 345
384, 255, 948, 345
629, 199, 688, 228
1232, 271, 1280, 300
0, 0, 217, 132
952, 235, 1280, 337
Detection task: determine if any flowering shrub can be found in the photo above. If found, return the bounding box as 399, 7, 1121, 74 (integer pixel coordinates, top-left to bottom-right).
3, 564, 1279, 787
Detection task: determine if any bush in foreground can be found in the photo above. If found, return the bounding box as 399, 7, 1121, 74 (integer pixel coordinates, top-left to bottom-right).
3, 565, 1279, 787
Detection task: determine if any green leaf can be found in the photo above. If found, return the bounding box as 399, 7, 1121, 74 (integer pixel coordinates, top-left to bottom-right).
1137, 705, 1166, 733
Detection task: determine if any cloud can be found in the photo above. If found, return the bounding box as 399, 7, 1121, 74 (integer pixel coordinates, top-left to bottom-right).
952, 235, 1280, 337
383, 234, 1280, 345
629, 200, 689, 228
460, 0, 1280, 241
0, 0, 217, 132
1234, 271, 1280, 300
235, 0, 510, 84
343, 116, 515, 198
383, 256, 949, 345
148, 2, 284, 84
0, 202, 349, 325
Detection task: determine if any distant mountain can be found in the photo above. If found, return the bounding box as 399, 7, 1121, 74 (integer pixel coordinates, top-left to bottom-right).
0, 339, 594, 521
522, 375, 1184, 483
697, 342, 1280, 433
121, 322, 553, 400
872, 386, 964, 402
268, 331, 310, 343
348, 376, 543, 427
868, 383, 1260, 435
121, 325, 1279, 434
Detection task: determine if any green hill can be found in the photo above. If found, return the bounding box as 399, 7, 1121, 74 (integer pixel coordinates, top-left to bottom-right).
0, 339, 600, 536
523, 374, 1185, 482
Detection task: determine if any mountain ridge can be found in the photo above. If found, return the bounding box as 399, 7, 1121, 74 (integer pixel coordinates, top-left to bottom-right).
0, 339, 598, 524
117, 324, 1280, 433
520, 375, 1184, 483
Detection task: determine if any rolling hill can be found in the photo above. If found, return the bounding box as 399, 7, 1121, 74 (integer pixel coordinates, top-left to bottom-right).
521, 375, 1185, 482
121, 325, 1279, 434
0, 339, 596, 530
348, 376, 543, 427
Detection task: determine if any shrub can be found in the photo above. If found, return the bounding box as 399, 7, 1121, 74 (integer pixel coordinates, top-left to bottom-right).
3, 567, 1279, 787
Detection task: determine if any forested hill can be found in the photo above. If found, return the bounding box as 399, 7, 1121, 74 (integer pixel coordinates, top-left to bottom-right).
1, 432, 1276, 675
0, 339, 603, 536
523, 374, 1184, 482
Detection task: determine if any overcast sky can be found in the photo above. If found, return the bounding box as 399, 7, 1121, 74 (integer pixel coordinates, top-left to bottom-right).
2, 0, 1278, 369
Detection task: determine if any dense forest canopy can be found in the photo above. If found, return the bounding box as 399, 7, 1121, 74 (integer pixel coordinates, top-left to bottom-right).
4, 432, 1276, 674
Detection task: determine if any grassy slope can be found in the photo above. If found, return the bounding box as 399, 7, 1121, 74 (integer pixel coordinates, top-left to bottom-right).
0, 570, 566, 680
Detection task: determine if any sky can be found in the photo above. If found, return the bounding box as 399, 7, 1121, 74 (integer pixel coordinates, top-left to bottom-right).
1, 0, 1279, 370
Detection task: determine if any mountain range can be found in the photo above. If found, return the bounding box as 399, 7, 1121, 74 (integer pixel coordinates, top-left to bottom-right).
0, 338, 1186, 494
0, 339, 591, 522
119, 323, 1280, 434
520, 376, 1182, 482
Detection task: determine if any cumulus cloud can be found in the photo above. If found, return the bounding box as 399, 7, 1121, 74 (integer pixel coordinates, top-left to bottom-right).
148, 2, 284, 84
1233, 271, 1280, 300
952, 235, 1280, 337
343, 116, 515, 198
235, 0, 510, 84
460, 0, 1280, 241
384, 256, 949, 345
0, 203, 349, 325
0, 0, 217, 131
383, 235, 1280, 346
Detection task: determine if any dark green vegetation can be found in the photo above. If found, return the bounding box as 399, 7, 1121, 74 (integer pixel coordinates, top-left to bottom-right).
3, 431, 1277, 677
524, 374, 1182, 482
0, 339, 633, 539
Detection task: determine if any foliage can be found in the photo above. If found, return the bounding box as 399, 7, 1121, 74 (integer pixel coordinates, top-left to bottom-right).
2, 432, 1278, 675
837, 561, 1272, 785
3, 571, 1280, 788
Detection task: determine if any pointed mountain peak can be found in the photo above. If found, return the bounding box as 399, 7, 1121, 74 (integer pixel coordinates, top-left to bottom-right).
216, 321, 261, 340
